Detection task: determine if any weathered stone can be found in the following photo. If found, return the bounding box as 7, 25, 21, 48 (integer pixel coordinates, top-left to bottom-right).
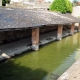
0, 29, 31, 44
0, 25, 58, 45
32, 45, 39, 51
40, 25, 57, 33
1, 8, 79, 30
0, 24, 77, 45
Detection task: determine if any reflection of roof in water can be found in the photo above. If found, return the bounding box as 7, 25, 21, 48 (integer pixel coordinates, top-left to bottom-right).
0, 8, 80, 30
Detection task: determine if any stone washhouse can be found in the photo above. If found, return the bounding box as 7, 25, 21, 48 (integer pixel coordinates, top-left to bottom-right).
0, 7, 80, 61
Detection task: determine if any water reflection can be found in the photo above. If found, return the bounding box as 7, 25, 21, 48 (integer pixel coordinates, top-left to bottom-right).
1, 33, 80, 80
75, 49, 80, 60
43, 53, 75, 80
43, 33, 80, 80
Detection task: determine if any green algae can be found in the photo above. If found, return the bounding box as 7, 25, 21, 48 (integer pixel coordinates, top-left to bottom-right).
0, 33, 80, 80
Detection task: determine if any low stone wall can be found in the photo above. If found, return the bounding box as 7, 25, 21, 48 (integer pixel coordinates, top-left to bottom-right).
58, 58, 80, 80
40, 25, 57, 33
0, 29, 31, 44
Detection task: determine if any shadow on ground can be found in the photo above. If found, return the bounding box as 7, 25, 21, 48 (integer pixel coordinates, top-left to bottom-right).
0, 60, 47, 80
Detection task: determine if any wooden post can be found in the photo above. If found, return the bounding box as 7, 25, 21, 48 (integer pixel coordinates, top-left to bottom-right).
57, 24, 63, 40
70, 23, 75, 35
32, 27, 39, 51
78, 23, 80, 32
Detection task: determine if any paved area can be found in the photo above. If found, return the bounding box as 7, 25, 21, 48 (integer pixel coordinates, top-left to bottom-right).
58, 49, 80, 80
69, 66, 80, 80
68, 49, 80, 80
0, 38, 31, 61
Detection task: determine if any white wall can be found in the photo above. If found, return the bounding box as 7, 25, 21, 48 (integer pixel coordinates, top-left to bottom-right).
44, 0, 73, 3
23, 0, 35, 5
72, 6, 80, 17
10, 0, 23, 4
0, 0, 2, 6
10, 0, 35, 5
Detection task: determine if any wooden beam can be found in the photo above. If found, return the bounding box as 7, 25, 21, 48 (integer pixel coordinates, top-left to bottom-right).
32, 28, 39, 50
57, 24, 63, 40
70, 23, 75, 35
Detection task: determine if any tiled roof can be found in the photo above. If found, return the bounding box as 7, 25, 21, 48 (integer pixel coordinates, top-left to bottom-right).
0, 8, 80, 30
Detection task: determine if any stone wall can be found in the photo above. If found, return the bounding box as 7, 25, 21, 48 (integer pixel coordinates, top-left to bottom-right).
0, 29, 31, 44
0, 24, 71, 44
0, 25, 57, 44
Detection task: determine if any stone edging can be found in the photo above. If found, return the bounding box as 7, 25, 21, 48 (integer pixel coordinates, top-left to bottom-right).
57, 58, 80, 80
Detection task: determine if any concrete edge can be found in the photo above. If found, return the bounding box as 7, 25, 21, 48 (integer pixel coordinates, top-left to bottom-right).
57, 58, 80, 80
0, 46, 31, 61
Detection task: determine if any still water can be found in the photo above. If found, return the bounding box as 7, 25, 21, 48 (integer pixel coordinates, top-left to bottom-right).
0, 33, 80, 80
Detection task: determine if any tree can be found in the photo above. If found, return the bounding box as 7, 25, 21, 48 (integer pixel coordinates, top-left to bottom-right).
49, 0, 73, 13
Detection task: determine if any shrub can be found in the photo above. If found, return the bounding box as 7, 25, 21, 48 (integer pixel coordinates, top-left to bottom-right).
2, 0, 10, 6
49, 0, 73, 13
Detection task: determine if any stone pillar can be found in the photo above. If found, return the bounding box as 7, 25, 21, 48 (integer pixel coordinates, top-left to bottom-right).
0, 0, 2, 6
32, 28, 39, 50
70, 23, 75, 35
57, 25, 63, 40
78, 23, 80, 32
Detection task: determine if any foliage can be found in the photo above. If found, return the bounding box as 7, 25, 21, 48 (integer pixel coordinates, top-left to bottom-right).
2, 0, 10, 6
49, 0, 73, 13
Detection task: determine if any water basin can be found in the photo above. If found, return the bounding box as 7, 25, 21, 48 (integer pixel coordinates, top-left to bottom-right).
0, 33, 80, 80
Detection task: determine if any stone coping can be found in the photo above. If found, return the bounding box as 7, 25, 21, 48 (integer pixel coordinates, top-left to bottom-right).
57, 58, 80, 80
